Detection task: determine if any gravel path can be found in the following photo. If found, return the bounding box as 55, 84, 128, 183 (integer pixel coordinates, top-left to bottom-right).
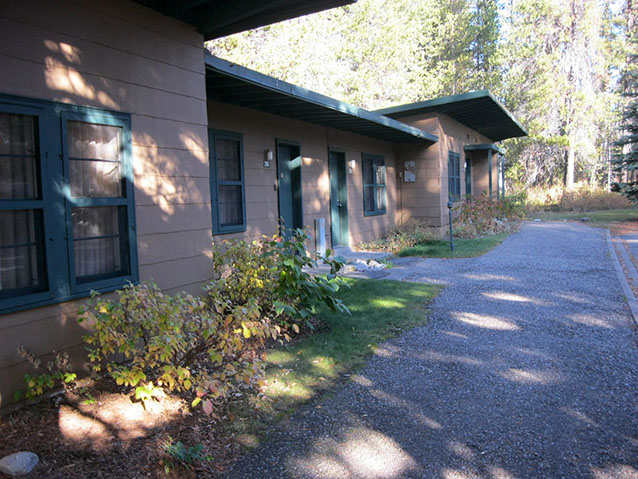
226, 222, 638, 479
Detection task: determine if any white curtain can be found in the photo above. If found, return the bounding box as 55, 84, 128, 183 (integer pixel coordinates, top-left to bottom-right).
0, 113, 39, 291
67, 121, 123, 279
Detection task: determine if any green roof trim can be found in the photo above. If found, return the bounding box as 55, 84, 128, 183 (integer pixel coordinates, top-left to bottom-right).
464, 143, 505, 155
205, 54, 438, 144
375, 90, 527, 142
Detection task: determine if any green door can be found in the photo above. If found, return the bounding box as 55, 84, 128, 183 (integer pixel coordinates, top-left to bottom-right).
276, 141, 302, 236
329, 150, 348, 246
465, 157, 472, 197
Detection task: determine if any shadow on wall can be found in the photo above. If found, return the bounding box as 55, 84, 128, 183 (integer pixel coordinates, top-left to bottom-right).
0, 34, 213, 409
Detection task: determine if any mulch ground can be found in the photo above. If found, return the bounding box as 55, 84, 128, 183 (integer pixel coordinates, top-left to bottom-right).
0, 381, 242, 478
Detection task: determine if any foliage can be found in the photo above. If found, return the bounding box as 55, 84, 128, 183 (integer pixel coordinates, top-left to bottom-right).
15, 348, 77, 401
208, 229, 348, 329
79, 282, 271, 416
521, 184, 630, 211
209, 0, 630, 190
357, 220, 439, 253
161, 438, 212, 473
453, 195, 524, 238
613, 49, 638, 199
79, 230, 347, 415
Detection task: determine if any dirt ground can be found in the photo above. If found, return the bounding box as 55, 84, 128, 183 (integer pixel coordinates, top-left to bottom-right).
608, 219, 638, 236
0, 382, 241, 478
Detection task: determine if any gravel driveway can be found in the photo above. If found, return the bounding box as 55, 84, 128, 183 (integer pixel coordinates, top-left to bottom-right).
226, 222, 638, 479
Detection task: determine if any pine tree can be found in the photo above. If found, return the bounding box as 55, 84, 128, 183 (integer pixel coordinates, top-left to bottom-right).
613, 49, 638, 199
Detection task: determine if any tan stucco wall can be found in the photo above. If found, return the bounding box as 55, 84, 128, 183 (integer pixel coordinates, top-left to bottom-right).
393, 115, 442, 226
207, 100, 399, 248
0, 0, 209, 409
393, 113, 494, 226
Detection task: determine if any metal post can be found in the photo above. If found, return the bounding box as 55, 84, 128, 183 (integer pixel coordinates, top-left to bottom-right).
447, 200, 455, 252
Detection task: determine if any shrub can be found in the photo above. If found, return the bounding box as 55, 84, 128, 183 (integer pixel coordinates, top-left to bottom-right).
357, 220, 439, 253
454, 195, 524, 239
209, 229, 348, 329
558, 188, 630, 211
521, 184, 630, 212
80, 282, 271, 416
161, 438, 212, 473
14, 349, 77, 401
79, 229, 347, 415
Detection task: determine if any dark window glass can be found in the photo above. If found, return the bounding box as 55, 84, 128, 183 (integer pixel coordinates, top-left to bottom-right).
448, 152, 461, 200
0, 112, 46, 299
211, 132, 245, 232
0, 210, 45, 294
363, 154, 386, 215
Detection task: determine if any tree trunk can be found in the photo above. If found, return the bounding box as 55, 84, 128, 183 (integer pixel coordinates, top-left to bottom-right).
565, 147, 575, 190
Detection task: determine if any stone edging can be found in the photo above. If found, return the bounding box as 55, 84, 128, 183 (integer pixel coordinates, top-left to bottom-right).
606, 229, 638, 328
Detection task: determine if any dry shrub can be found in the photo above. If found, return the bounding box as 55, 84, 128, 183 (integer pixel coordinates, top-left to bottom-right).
558, 189, 630, 211
357, 219, 439, 253
522, 183, 630, 212
454, 194, 525, 239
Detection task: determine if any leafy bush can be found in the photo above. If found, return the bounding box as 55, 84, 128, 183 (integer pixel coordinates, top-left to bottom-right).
357, 220, 439, 253
161, 437, 212, 473
15, 348, 77, 401
454, 195, 524, 239
80, 282, 270, 416
209, 229, 348, 329
79, 229, 347, 415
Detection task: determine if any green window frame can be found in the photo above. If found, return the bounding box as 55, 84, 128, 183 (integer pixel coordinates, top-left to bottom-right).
209, 129, 246, 234
362, 153, 386, 216
0, 94, 137, 314
448, 151, 461, 201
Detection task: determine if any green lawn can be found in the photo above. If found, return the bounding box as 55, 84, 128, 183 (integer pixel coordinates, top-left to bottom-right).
398, 233, 508, 258
228, 277, 440, 445
530, 208, 638, 225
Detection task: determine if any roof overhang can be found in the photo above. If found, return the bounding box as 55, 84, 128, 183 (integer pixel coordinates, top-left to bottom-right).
464, 143, 505, 155
133, 0, 356, 40
375, 90, 527, 142
205, 54, 438, 144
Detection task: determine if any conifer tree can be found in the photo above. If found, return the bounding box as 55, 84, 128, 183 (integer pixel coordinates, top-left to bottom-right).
613, 49, 638, 199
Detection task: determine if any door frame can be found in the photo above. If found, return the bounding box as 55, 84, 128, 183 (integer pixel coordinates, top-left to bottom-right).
329, 148, 349, 247
275, 139, 303, 235
465, 155, 472, 197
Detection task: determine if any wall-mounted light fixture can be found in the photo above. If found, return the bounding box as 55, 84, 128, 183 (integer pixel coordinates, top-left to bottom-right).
348, 159, 356, 174
264, 149, 273, 168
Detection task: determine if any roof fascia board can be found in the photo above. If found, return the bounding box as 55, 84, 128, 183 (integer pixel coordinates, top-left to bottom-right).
205, 53, 438, 143
376, 90, 491, 116
464, 143, 505, 155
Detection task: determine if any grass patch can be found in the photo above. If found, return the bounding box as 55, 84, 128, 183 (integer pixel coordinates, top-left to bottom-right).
227, 277, 440, 443
398, 233, 508, 258
530, 208, 638, 225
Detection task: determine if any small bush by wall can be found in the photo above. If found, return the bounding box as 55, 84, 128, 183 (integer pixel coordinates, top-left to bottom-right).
357, 219, 440, 253
69, 230, 347, 416
453, 194, 525, 239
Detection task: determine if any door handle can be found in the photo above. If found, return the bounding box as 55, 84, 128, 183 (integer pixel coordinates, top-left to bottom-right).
337, 202, 343, 208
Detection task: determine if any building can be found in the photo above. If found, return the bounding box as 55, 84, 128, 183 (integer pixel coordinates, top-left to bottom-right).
0, 0, 525, 409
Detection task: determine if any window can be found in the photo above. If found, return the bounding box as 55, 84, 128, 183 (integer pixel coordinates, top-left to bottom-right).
362, 153, 386, 216
209, 130, 246, 234
0, 94, 137, 314
448, 151, 461, 200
